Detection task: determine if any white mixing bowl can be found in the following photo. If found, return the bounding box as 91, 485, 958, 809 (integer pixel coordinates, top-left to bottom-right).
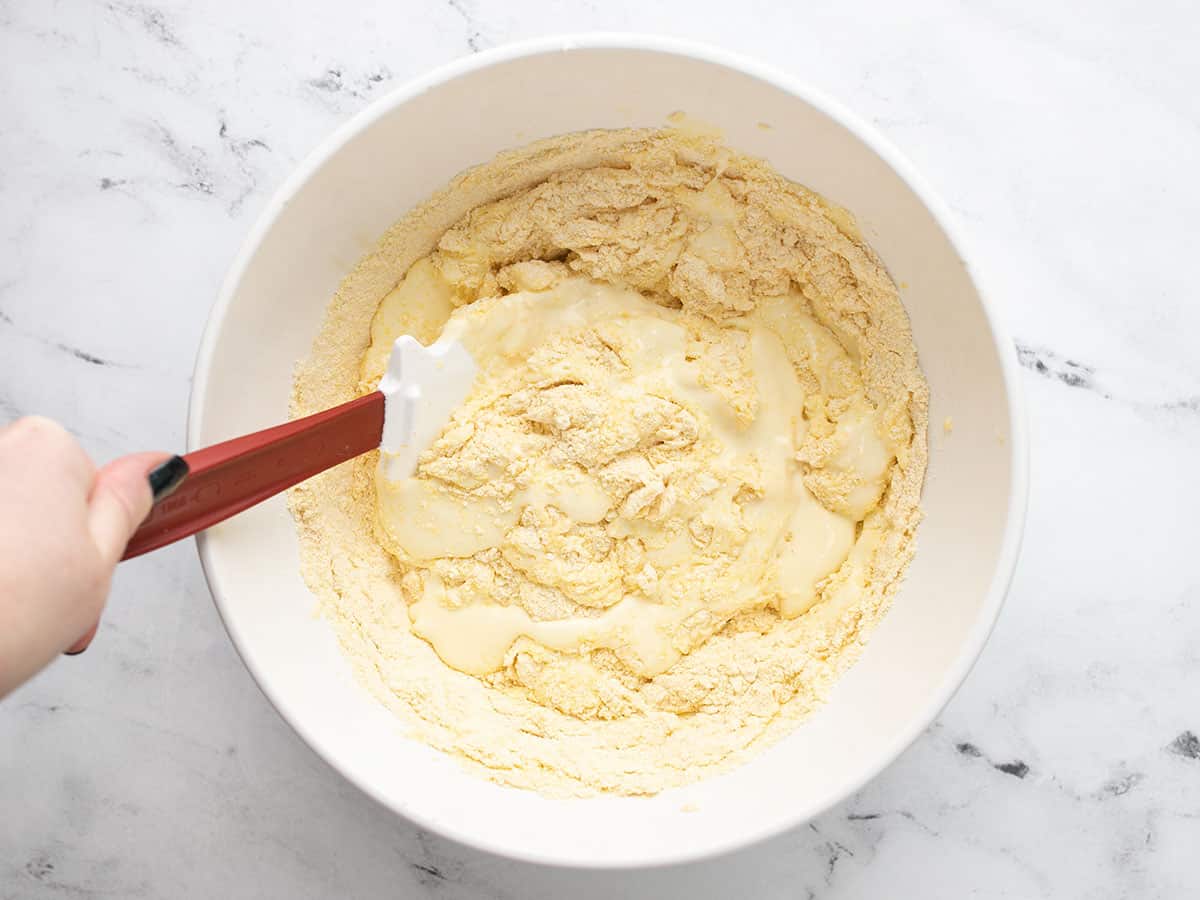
191, 35, 1028, 868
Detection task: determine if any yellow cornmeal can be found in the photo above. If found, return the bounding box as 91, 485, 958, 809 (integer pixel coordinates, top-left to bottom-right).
290, 127, 929, 797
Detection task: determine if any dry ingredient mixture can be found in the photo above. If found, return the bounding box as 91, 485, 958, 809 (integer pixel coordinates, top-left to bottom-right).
290, 127, 929, 797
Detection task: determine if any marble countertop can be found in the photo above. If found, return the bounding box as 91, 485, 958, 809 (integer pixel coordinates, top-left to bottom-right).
2, 1, 1198, 896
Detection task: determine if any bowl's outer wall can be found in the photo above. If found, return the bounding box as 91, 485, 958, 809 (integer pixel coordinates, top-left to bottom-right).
192, 39, 1024, 868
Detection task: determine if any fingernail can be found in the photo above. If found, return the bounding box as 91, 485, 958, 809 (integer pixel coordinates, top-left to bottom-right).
149, 455, 189, 501
64, 621, 98, 656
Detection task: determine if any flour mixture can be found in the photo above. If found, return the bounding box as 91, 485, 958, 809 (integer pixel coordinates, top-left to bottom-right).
291, 127, 928, 796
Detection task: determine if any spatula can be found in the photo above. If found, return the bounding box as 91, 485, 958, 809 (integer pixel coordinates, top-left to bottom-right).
122, 335, 476, 560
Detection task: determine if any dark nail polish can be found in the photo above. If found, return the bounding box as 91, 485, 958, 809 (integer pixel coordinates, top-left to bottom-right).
149, 455, 189, 501
63, 646, 87, 656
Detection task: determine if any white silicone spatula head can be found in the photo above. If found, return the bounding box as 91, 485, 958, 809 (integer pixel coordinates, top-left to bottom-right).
377, 334, 477, 482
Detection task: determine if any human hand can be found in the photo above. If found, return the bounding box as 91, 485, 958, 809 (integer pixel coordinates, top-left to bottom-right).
0, 416, 168, 696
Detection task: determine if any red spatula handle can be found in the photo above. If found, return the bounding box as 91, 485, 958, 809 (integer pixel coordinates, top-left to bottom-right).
122, 391, 385, 560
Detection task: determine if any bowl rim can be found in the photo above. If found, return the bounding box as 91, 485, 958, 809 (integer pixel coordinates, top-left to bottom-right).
190, 32, 1030, 869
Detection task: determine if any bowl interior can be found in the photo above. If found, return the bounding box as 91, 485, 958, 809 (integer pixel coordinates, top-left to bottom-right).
194, 40, 1021, 867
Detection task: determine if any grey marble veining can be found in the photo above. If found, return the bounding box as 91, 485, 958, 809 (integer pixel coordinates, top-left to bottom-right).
2, 1, 1199, 897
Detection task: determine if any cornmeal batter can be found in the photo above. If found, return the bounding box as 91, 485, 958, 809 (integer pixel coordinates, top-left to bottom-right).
291, 127, 928, 796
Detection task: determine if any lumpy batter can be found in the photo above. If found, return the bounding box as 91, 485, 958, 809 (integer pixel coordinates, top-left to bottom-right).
291, 127, 928, 796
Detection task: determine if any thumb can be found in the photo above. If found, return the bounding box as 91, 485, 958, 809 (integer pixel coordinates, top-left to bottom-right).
87, 452, 171, 564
